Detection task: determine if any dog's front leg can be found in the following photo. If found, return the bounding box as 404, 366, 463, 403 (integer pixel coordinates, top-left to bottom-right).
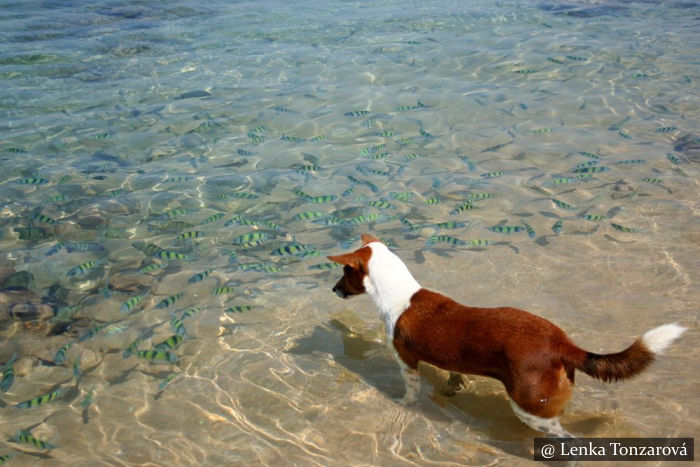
394, 356, 421, 405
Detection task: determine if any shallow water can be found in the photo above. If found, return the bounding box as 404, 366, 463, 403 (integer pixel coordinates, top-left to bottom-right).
0, 0, 698, 465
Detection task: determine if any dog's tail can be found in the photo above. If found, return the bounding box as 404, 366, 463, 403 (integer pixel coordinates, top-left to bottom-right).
568, 323, 686, 382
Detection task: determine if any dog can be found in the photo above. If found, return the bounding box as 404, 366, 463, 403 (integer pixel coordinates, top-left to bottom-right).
327, 234, 686, 437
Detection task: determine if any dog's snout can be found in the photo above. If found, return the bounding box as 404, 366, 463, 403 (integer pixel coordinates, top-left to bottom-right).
332, 284, 348, 299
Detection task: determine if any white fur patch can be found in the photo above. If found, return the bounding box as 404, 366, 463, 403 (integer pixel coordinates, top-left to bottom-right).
394, 356, 421, 405
509, 400, 572, 438
363, 242, 421, 339
642, 323, 686, 354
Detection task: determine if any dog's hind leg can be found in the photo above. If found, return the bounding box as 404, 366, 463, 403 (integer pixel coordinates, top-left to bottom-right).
509, 399, 573, 438
507, 363, 575, 437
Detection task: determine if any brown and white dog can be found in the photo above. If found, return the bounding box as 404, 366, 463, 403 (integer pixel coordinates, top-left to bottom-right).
328, 234, 686, 437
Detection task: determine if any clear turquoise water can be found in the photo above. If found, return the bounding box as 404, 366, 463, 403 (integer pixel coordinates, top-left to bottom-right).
0, 1, 698, 465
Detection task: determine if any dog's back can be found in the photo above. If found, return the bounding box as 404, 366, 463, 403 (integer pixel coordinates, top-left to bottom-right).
393, 288, 583, 381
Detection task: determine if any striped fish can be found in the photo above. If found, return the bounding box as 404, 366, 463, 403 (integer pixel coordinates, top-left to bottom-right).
181, 307, 204, 320
481, 141, 512, 153
154, 335, 183, 351
232, 232, 269, 245
159, 208, 195, 220
1, 363, 15, 393
158, 373, 180, 391
154, 250, 188, 260
582, 214, 606, 222
15, 388, 64, 409
551, 199, 578, 210
572, 166, 609, 174
66, 259, 105, 276
434, 221, 467, 229
426, 235, 467, 247
53, 342, 73, 365
176, 231, 203, 241
138, 262, 165, 274
121, 294, 147, 313
188, 269, 214, 283
552, 219, 563, 234
132, 242, 164, 256
123, 336, 142, 359
610, 223, 640, 233
271, 244, 308, 256
135, 350, 178, 363
450, 201, 475, 215
656, 126, 676, 133
305, 195, 337, 203
200, 213, 225, 224
16, 177, 49, 185
77, 324, 109, 342
344, 110, 371, 117
308, 262, 342, 271
212, 286, 236, 295
488, 225, 524, 234
466, 239, 491, 247
170, 314, 187, 338
156, 293, 183, 309
521, 221, 536, 238
225, 305, 257, 313
13, 430, 56, 449
81, 385, 96, 409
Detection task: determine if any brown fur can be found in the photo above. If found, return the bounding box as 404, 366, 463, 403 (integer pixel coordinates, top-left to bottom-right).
328, 246, 372, 298
394, 289, 584, 417
582, 340, 654, 382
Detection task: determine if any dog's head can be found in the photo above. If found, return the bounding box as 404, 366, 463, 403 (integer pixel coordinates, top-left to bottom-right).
327, 234, 378, 299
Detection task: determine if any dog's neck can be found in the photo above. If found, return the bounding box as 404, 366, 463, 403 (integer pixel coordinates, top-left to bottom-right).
363, 242, 421, 339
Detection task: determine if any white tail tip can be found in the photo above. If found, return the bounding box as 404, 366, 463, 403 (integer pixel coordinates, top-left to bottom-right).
642, 323, 686, 354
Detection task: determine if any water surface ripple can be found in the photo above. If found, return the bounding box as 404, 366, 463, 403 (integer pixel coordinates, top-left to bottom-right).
0, 0, 698, 465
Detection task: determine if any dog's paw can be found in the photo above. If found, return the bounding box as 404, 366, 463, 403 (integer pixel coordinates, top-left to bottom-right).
395, 394, 418, 406
440, 387, 459, 397
440, 372, 466, 396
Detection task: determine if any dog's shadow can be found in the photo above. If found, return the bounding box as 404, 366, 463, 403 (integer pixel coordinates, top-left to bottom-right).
287, 318, 403, 398
287, 318, 610, 462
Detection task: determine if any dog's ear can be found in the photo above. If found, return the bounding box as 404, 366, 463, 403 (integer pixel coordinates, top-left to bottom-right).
327, 252, 366, 272
361, 234, 379, 245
